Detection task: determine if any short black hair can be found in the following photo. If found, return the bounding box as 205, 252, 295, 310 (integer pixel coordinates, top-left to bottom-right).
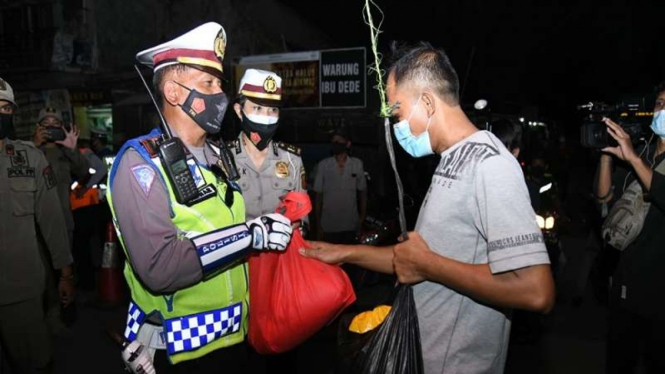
235, 94, 248, 106
491, 118, 522, 151
152, 64, 192, 109
330, 127, 350, 142
388, 41, 460, 105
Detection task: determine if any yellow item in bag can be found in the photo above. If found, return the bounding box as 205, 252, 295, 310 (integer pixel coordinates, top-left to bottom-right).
348, 305, 392, 334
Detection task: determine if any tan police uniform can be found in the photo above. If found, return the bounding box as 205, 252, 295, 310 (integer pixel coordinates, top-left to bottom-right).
228, 137, 306, 220
229, 68, 307, 223
0, 138, 72, 372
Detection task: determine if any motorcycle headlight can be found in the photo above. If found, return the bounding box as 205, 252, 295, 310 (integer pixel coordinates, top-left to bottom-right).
536, 215, 545, 229
545, 216, 555, 230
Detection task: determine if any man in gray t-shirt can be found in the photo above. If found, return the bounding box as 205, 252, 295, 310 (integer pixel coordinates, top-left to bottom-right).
414, 130, 549, 372
301, 43, 554, 374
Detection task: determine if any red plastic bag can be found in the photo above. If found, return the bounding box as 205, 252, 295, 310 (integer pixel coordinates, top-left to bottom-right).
248, 192, 356, 354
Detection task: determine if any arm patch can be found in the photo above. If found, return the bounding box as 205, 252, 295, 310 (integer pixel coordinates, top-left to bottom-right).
43, 165, 57, 189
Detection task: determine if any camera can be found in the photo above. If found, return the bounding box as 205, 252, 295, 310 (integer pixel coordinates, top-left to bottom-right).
46, 127, 66, 141
579, 99, 651, 148
44, 124, 71, 142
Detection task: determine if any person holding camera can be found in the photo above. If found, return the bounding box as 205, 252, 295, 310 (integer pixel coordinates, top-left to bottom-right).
33, 107, 90, 243
595, 83, 665, 374
32, 107, 89, 333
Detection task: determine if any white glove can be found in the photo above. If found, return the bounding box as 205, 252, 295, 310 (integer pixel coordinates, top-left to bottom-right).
121, 341, 156, 374
248, 213, 293, 251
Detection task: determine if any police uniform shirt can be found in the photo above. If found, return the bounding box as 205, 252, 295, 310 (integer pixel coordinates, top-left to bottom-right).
231, 135, 306, 221
313, 155, 366, 233
110, 146, 228, 293
0, 139, 72, 305
40, 145, 90, 233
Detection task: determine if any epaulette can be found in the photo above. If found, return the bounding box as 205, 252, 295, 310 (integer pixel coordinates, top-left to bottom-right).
226, 138, 241, 155
139, 135, 162, 158
275, 141, 301, 156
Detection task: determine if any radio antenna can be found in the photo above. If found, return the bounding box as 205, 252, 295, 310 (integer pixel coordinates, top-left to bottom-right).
133, 64, 173, 139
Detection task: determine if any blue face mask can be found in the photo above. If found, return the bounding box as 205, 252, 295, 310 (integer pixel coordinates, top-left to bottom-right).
393, 96, 434, 157
651, 110, 665, 138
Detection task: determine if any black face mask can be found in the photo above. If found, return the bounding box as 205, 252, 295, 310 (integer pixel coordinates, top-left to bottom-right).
331, 142, 347, 155
0, 113, 14, 139
240, 112, 278, 151
174, 82, 228, 134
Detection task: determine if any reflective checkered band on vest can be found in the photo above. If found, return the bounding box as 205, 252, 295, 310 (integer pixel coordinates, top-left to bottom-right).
165, 302, 242, 354
124, 301, 147, 342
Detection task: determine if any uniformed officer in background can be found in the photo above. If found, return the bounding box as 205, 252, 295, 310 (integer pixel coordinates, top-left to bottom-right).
229, 69, 307, 372
107, 23, 292, 374
32, 106, 89, 332
0, 77, 74, 374
229, 68, 308, 226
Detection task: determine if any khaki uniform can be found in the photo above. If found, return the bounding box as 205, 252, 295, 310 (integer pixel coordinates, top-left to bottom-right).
39, 145, 90, 235
0, 139, 72, 303
38, 144, 88, 322
0, 139, 72, 373
228, 135, 307, 221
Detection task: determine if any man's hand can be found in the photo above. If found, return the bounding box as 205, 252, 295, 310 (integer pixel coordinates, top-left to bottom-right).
298, 240, 348, 265
33, 125, 49, 147
248, 213, 292, 250
393, 231, 432, 284
602, 118, 639, 163
55, 123, 80, 150
59, 277, 75, 307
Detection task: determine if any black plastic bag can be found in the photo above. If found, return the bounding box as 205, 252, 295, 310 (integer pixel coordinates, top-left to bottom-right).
337, 284, 424, 374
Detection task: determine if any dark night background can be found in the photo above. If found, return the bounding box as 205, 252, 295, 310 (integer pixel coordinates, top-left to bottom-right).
279, 0, 664, 137
1, 2, 659, 372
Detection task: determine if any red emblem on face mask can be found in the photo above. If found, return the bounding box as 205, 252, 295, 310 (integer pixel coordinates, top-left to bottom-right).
251, 132, 261, 144
192, 98, 206, 114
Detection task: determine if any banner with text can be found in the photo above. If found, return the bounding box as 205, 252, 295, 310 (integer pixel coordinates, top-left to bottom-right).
235, 47, 366, 109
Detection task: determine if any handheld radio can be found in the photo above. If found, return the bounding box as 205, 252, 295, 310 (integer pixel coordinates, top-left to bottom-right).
134, 65, 199, 205
213, 141, 240, 182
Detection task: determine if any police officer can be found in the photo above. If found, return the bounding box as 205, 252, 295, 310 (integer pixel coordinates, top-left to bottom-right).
107, 23, 292, 373
0, 77, 74, 374
229, 69, 308, 224
229, 69, 307, 371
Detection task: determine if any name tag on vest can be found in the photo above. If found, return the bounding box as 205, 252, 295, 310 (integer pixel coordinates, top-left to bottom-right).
188, 184, 217, 205
8, 167, 35, 178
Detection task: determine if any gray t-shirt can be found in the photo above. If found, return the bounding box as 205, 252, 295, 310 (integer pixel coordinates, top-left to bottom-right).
413, 131, 550, 374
